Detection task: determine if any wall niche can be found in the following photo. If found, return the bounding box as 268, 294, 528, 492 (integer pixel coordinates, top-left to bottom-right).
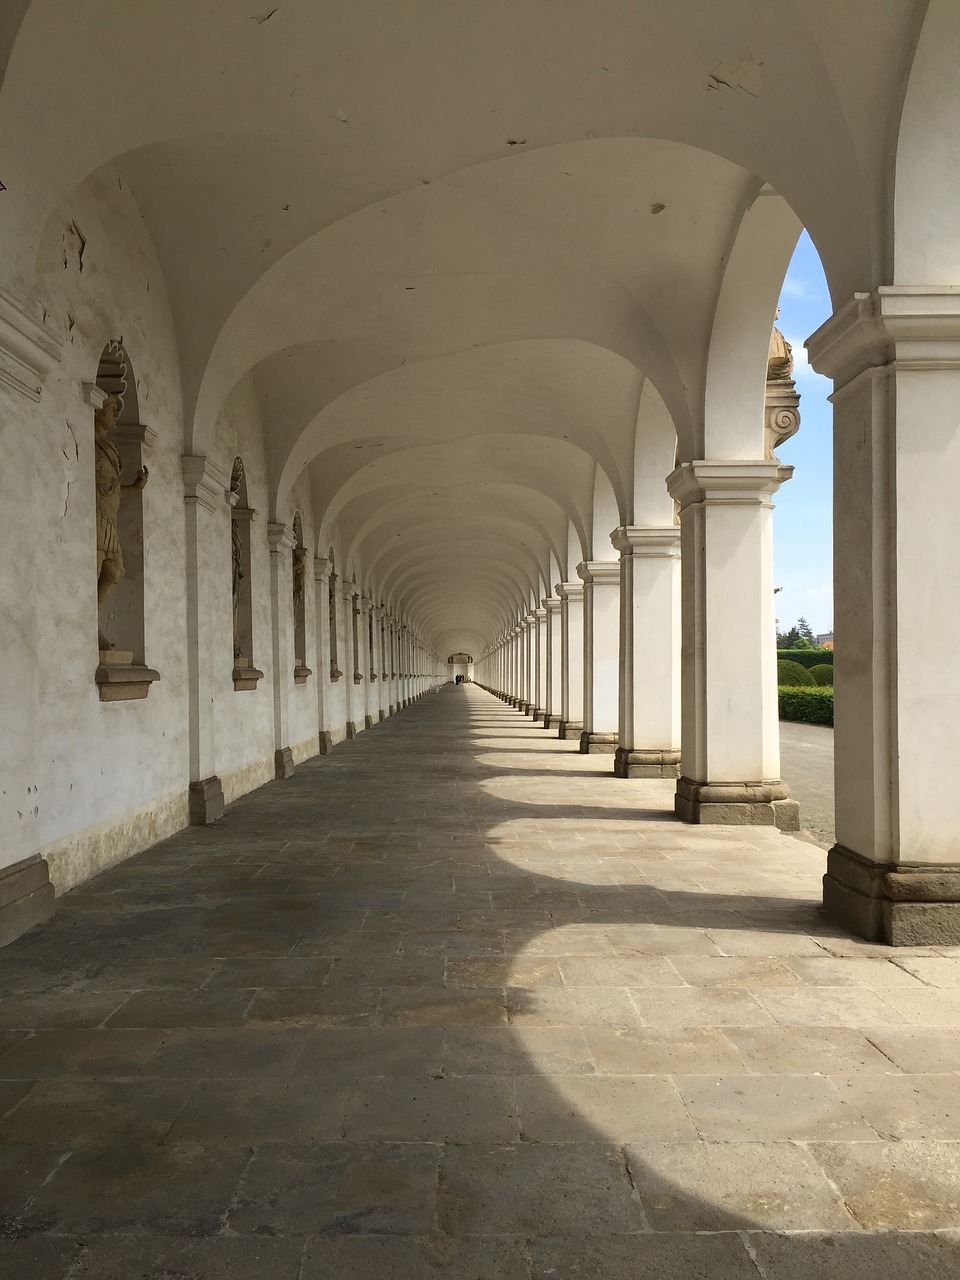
90, 340, 160, 701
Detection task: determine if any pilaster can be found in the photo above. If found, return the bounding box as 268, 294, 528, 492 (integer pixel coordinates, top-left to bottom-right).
577, 561, 620, 755
556, 581, 584, 740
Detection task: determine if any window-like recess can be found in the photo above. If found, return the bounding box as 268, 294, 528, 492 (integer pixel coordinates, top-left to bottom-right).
92, 340, 159, 701
328, 547, 342, 681
292, 513, 311, 684
229, 457, 262, 690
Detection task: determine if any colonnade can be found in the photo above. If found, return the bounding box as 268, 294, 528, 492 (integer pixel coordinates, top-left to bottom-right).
478, 477, 798, 835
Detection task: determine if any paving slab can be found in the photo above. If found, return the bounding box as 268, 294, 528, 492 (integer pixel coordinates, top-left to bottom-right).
0, 685, 954, 1274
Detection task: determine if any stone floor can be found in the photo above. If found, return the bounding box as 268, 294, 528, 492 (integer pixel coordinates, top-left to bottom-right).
3, 685, 960, 1279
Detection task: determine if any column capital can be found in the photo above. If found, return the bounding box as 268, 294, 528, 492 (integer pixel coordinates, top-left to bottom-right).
666, 460, 792, 511
576, 560, 620, 587
267, 521, 296, 553
182, 455, 232, 513
807, 286, 960, 388
314, 557, 332, 584
534, 606, 547, 621
556, 580, 584, 601
611, 525, 681, 557
543, 597, 561, 614
0, 287, 62, 402
360, 594, 373, 612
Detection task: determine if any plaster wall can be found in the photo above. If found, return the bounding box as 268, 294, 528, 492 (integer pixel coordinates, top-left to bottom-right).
207, 378, 276, 795
30, 168, 190, 890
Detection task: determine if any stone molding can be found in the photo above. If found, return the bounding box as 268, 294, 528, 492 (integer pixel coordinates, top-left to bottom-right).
0, 287, 62, 402
189, 776, 224, 826
542, 597, 561, 614
556, 580, 583, 602
313, 557, 332, 584
182, 455, 232, 514
534, 606, 547, 621
806, 286, 960, 388
824, 842, 960, 945
267, 521, 296, 553
0, 854, 55, 947
610, 525, 681, 558
576, 560, 620, 587
95, 662, 161, 702
667, 459, 792, 511
675, 775, 799, 832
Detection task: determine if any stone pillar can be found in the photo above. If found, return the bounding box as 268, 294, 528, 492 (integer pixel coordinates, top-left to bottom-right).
345, 580, 362, 735
356, 595, 372, 729
533, 606, 548, 720
375, 606, 388, 721
557, 581, 584, 740
612, 526, 681, 778
313, 558, 335, 752
808, 288, 960, 943
0, 292, 61, 943
543, 597, 562, 728
667, 460, 798, 830
522, 614, 537, 714
578, 561, 620, 754
182, 456, 232, 822
267, 522, 296, 779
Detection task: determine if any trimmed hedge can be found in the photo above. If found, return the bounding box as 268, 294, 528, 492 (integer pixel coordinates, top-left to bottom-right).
779, 686, 834, 726
776, 648, 833, 669
809, 663, 833, 687
777, 659, 814, 687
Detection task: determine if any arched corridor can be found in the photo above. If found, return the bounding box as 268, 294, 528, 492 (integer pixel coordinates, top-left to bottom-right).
2, 686, 959, 1277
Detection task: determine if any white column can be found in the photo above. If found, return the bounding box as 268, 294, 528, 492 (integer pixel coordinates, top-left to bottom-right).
345, 580, 362, 735
533, 606, 548, 720
182, 456, 234, 822
359, 595, 375, 729
612, 526, 681, 778
543, 597, 562, 728
667, 460, 797, 829
808, 288, 960, 943
312, 558, 335, 752
577, 561, 620, 754
557, 581, 584, 740
267, 522, 296, 777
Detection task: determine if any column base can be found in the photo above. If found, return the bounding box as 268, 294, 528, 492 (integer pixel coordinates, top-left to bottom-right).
0, 855, 55, 948
189, 776, 225, 825
580, 731, 618, 755
388, 704, 396, 717
364, 714, 375, 731
823, 843, 960, 945
613, 747, 680, 779
558, 720, 583, 741
542, 714, 557, 729
319, 731, 334, 755
675, 776, 799, 831
379, 709, 386, 723
274, 747, 294, 780
346, 721, 357, 738
532, 708, 545, 722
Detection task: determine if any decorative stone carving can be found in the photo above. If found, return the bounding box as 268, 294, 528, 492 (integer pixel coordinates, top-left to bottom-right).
95, 394, 148, 650
764, 323, 801, 459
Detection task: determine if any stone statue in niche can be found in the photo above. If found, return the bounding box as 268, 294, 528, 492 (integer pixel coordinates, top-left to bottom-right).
231, 519, 245, 661
292, 546, 307, 611
764, 319, 801, 460
95, 393, 148, 649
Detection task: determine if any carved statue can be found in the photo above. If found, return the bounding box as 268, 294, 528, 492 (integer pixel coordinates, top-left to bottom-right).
292, 545, 307, 611
764, 321, 801, 460
767, 325, 794, 382
95, 394, 148, 648
231, 520, 245, 662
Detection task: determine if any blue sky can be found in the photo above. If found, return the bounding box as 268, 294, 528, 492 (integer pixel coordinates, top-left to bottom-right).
772, 230, 833, 636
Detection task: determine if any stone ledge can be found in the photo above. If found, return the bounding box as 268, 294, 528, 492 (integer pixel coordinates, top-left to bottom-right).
233, 665, 264, 692
0, 855, 55, 948
96, 662, 161, 702
675, 775, 800, 832
824, 843, 960, 944
614, 746, 680, 779
294, 665, 312, 685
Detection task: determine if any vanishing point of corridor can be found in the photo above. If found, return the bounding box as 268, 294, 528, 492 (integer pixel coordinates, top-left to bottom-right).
2, 686, 959, 1279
